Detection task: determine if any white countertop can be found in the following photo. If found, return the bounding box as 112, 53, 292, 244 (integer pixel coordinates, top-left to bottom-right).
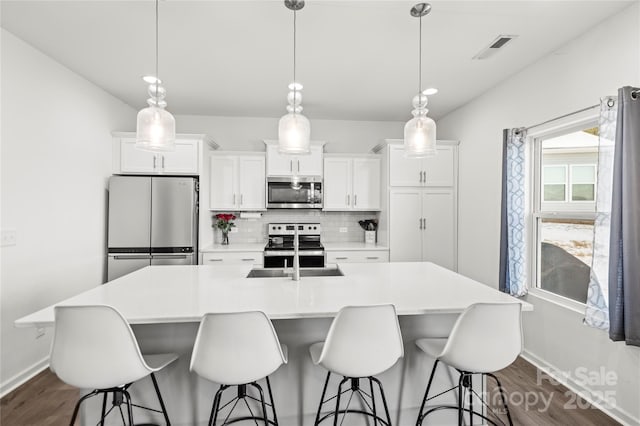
16, 263, 531, 327
323, 242, 389, 251
200, 243, 265, 252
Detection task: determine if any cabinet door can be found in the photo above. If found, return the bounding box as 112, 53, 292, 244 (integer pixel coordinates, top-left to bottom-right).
120, 139, 157, 173
389, 190, 423, 262
389, 144, 424, 187
266, 144, 295, 176
424, 146, 454, 187
161, 140, 199, 174
296, 145, 323, 176
323, 158, 352, 210
422, 189, 456, 270
238, 156, 266, 210
352, 158, 381, 210
209, 156, 237, 209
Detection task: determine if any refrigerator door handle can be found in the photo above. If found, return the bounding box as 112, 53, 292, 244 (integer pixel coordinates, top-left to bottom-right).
151, 254, 188, 260
111, 255, 152, 260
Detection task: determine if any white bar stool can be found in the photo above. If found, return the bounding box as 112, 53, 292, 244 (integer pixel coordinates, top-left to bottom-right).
415, 302, 523, 426
189, 311, 288, 426
50, 305, 178, 426
309, 304, 404, 426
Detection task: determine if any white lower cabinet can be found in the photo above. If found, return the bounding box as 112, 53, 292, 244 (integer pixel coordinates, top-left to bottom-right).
201, 251, 263, 266
389, 188, 456, 270
326, 250, 389, 263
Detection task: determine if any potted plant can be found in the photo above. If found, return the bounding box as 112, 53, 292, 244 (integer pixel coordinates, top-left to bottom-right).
213, 213, 236, 245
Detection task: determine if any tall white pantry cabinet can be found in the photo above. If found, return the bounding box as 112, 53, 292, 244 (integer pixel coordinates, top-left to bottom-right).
375, 140, 458, 271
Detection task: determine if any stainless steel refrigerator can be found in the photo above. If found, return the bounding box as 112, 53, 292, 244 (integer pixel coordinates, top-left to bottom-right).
107, 176, 198, 281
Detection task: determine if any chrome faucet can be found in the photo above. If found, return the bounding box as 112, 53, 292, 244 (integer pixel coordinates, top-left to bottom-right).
292, 226, 300, 281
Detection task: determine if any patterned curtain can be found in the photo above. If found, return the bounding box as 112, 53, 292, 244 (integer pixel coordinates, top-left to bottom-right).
499, 128, 527, 297
584, 97, 617, 330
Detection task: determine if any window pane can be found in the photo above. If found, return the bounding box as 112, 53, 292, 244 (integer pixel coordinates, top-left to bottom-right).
539, 218, 593, 303
571, 184, 595, 201
572, 165, 595, 183
544, 166, 566, 184
544, 184, 566, 201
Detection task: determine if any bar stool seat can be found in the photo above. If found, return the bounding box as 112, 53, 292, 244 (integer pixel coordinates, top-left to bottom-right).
415, 302, 523, 426
50, 305, 177, 426
190, 311, 287, 425
310, 304, 403, 425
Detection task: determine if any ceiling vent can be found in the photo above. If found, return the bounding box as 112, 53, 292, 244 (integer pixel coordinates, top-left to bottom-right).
472, 35, 518, 60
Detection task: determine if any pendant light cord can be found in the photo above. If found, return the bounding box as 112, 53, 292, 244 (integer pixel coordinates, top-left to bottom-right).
155, 0, 159, 99
293, 8, 297, 116
418, 13, 422, 96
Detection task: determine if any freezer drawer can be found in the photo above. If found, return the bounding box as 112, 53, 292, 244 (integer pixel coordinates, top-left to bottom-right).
151, 253, 196, 266
107, 254, 151, 281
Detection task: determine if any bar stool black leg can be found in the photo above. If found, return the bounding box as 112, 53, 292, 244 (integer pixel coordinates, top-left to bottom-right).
334, 377, 348, 426
371, 377, 391, 426
314, 372, 331, 426
265, 376, 279, 426
210, 385, 226, 426
457, 374, 464, 426
487, 373, 513, 426
100, 391, 108, 426
122, 389, 135, 426
368, 377, 378, 426
69, 389, 99, 426
416, 359, 439, 426
469, 375, 474, 425
150, 372, 171, 425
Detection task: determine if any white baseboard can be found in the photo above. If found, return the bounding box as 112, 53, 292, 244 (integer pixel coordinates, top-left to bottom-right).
521, 350, 639, 426
0, 357, 49, 399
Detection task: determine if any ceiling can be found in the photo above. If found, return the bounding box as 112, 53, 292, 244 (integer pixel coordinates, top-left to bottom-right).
1, 1, 633, 121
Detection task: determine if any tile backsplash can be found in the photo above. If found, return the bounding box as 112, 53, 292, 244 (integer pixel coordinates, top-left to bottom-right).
210, 210, 379, 244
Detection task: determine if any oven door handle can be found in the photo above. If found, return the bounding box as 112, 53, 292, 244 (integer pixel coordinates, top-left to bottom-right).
264, 250, 325, 257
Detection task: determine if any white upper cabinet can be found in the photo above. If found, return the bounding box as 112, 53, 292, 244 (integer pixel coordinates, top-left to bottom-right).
323, 156, 380, 211
209, 153, 265, 211
389, 144, 454, 187
113, 133, 217, 176
264, 140, 324, 177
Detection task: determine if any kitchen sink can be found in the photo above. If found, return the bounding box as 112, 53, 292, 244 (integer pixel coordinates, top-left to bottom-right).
246, 267, 344, 278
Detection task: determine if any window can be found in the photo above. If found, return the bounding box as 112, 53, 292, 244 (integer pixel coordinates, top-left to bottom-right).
532, 124, 598, 304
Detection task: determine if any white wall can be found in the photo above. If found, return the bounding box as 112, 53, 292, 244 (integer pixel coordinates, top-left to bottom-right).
436, 3, 640, 424
175, 114, 403, 153
0, 29, 135, 394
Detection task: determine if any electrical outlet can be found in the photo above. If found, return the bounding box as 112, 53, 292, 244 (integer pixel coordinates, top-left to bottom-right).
339, 227, 348, 233
230, 228, 239, 233
36, 327, 45, 339
1, 229, 17, 247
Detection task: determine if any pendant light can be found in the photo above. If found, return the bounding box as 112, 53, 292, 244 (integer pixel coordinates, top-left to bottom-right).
136, 0, 176, 152
404, 3, 436, 158
278, 0, 311, 154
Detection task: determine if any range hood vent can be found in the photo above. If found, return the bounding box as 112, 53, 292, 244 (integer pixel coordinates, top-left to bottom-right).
473, 35, 518, 60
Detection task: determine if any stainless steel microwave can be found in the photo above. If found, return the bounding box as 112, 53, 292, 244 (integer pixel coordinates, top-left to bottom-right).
266, 177, 323, 209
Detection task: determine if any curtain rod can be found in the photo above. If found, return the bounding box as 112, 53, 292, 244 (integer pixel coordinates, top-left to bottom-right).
522, 103, 599, 133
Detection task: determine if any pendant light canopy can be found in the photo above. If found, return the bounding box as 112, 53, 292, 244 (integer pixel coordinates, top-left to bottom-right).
404, 3, 436, 158
136, 0, 176, 152
278, 0, 311, 155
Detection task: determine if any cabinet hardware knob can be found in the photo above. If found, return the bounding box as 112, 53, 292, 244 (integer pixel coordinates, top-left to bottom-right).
347, 194, 350, 206
241, 258, 255, 261
354, 194, 357, 206
336, 257, 348, 260
162, 155, 165, 169
153, 156, 157, 169
419, 171, 422, 183
366, 256, 379, 260
208, 259, 223, 262
419, 218, 423, 230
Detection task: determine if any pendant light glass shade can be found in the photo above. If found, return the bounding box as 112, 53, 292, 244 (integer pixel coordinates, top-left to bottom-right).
136, 104, 176, 152
279, 111, 311, 154
136, 0, 176, 152
404, 93, 436, 158
404, 3, 436, 158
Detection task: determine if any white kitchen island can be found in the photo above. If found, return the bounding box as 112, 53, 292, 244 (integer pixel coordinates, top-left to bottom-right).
17, 262, 532, 426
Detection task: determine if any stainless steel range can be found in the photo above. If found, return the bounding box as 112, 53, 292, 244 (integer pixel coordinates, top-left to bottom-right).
264, 223, 325, 268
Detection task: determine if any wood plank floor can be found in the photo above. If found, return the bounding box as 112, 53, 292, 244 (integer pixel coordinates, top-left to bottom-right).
0, 357, 620, 425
